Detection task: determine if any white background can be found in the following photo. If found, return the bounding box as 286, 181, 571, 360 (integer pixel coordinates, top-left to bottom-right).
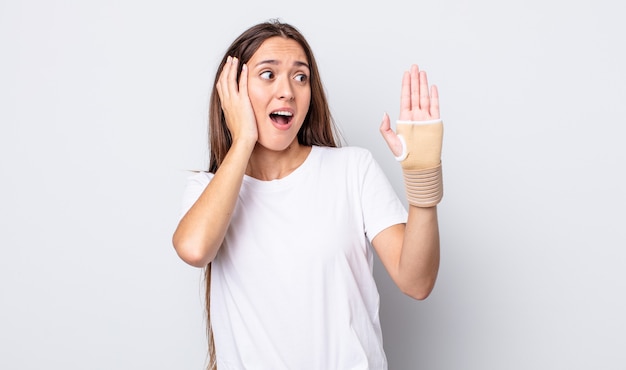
2, 0, 625, 369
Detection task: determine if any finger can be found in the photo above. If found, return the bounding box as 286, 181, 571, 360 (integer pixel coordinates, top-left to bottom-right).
228, 57, 239, 94
379, 112, 394, 145
410, 64, 420, 110
379, 112, 403, 157
379, 112, 391, 133
239, 63, 249, 96
419, 70, 430, 113
400, 71, 411, 120
216, 56, 231, 101
430, 85, 440, 119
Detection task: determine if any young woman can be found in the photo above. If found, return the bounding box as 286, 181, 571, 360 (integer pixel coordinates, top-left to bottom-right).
173, 20, 444, 370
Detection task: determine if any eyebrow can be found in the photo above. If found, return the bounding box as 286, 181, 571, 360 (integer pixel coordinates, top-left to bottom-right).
254, 60, 310, 69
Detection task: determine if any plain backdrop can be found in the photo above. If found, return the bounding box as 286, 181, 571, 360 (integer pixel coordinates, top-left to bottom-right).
1, 0, 625, 369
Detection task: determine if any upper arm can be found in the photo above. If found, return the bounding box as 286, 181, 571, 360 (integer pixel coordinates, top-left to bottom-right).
371, 223, 406, 284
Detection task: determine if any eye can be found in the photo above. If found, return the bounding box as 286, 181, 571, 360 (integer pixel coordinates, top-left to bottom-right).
294, 73, 308, 83
260, 71, 274, 80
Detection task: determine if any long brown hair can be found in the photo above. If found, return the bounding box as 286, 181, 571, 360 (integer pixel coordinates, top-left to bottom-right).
204, 20, 341, 369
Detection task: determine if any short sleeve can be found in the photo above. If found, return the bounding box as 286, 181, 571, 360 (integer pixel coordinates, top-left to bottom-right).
360, 151, 408, 242
178, 171, 214, 221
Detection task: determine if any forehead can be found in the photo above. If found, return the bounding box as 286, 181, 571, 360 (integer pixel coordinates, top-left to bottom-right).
249, 37, 308, 65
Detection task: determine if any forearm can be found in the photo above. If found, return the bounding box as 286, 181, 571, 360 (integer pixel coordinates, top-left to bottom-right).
172, 138, 255, 267
398, 205, 440, 299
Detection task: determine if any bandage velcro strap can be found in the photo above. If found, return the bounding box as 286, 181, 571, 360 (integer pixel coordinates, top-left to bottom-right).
403, 163, 443, 207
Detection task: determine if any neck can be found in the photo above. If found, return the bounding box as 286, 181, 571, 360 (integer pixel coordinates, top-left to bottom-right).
246, 141, 312, 181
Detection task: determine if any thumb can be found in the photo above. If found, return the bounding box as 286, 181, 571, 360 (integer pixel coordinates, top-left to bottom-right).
379, 113, 403, 157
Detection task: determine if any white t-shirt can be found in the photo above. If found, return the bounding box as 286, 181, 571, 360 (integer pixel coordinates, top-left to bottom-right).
180, 146, 408, 370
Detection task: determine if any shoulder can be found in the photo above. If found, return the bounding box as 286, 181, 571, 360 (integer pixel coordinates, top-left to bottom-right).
186, 170, 214, 186
182, 171, 214, 195
178, 171, 214, 220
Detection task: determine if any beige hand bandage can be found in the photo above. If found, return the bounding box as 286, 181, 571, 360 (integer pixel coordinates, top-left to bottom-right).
395, 119, 444, 207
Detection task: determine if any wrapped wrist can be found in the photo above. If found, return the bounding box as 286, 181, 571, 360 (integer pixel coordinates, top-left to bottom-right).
402, 164, 443, 207
395, 119, 444, 207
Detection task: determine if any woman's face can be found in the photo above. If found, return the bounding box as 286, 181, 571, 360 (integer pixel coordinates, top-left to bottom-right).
246, 37, 311, 152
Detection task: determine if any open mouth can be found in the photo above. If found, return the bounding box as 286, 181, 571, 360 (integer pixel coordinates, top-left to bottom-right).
270, 111, 293, 125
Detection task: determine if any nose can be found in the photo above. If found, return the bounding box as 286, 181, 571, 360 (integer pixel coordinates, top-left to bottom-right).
276, 77, 295, 101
